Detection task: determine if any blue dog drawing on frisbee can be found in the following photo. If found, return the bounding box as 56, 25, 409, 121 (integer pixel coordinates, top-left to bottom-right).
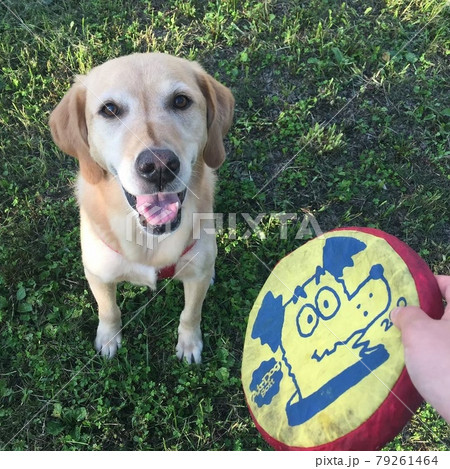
249, 236, 400, 426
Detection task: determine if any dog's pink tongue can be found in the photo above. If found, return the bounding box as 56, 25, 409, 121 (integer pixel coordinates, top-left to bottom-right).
136, 193, 180, 226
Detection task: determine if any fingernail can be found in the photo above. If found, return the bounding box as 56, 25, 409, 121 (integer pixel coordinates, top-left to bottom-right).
390, 307, 400, 321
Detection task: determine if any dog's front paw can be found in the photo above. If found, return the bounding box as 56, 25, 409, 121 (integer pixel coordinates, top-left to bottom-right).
95, 321, 122, 358
176, 325, 203, 364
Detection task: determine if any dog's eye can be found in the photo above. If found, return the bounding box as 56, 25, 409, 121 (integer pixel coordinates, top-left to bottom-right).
296, 304, 319, 338
100, 102, 120, 118
173, 95, 191, 110
315, 287, 340, 320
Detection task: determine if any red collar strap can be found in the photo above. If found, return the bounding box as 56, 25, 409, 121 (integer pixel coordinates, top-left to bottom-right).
100, 238, 196, 280
157, 242, 196, 279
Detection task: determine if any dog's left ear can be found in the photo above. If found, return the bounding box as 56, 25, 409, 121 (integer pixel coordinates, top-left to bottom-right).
198, 73, 234, 169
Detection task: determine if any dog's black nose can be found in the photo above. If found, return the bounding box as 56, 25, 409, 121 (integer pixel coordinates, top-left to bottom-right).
136, 149, 180, 189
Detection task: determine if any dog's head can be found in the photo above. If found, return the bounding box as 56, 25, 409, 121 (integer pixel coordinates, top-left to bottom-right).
49, 53, 234, 235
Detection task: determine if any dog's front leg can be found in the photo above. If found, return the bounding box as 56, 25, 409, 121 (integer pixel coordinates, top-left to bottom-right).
85, 268, 122, 358
176, 275, 212, 364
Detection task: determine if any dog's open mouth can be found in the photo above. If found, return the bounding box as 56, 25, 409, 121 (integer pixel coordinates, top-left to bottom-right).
124, 189, 186, 235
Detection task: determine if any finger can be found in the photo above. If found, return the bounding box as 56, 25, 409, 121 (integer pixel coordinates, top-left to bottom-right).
390, 305, 429, 330
436, 275, 450, 311
436, 275, 450, 319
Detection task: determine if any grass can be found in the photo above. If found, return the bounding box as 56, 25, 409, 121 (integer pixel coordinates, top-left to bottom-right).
0, 0, 449, 451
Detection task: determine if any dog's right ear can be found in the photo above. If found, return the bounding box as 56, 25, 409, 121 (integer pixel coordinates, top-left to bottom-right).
49, 79, 105, 184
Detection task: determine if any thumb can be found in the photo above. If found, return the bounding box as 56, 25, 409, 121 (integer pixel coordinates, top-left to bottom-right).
390, 305, 429, 331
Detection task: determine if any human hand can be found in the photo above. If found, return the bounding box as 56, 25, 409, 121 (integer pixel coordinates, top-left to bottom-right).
390, 275, 450, 423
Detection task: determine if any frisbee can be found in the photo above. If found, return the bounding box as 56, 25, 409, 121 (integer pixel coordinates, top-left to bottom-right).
242, 227, 443, 451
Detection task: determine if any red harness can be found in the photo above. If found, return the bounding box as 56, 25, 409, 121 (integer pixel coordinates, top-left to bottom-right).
100, 238, 196, 280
